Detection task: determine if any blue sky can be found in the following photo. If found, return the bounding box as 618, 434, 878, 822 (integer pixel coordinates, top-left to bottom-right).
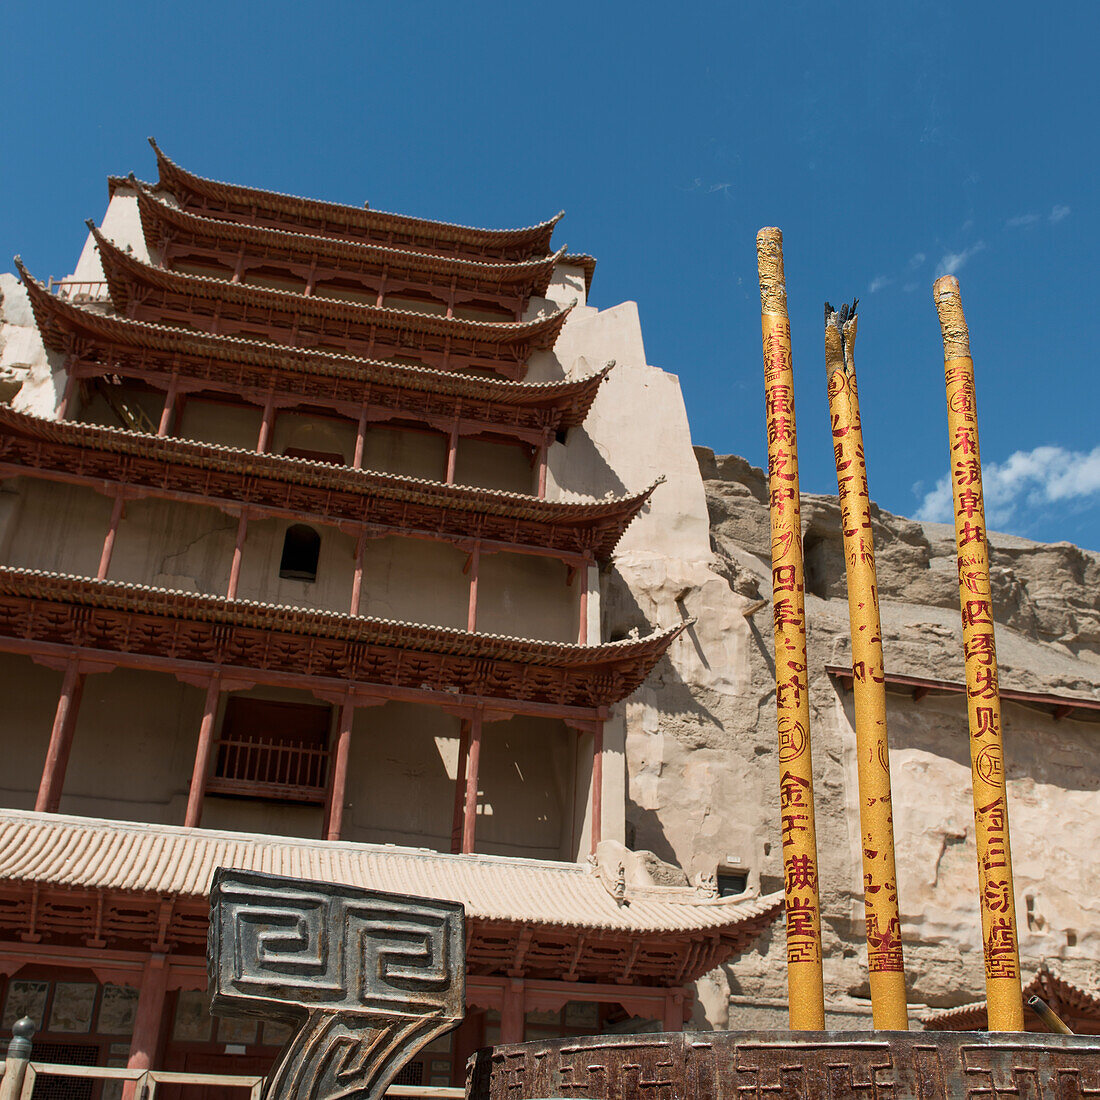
6, 2, 1098, 548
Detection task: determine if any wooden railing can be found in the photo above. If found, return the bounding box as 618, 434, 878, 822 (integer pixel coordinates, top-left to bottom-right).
209, 737, 330, 803
46, 278, 111, 303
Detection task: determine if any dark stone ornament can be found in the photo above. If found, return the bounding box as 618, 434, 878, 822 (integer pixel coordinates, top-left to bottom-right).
467, 1029, 1100, 1099
208, 869, 465, 1100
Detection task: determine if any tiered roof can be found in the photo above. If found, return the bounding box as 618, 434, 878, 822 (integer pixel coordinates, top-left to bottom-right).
91, 227, 569, 375
0, 567, 686, 711
136, 139, 563, 262
18, 264, 609, 438
0, 810, 781, 985
128, 178, 568, 302
0, 407, 654, 562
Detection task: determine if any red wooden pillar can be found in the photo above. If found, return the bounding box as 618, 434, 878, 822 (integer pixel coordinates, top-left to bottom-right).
256, 394, 275, 454
325, 699, 355, 841
450, 719, 471, 854
662, 990, 685, 1033
466, 544, 481, 633
184, 676, 221, 827
590, 721, 604, 856
500, 979, 525, 1045
353, 407, 368, 469
227, 512, 248, 600
577, 572, 589, 647
123, 953, 169, 1100
156, 373, 180, 437
461, 712, 483, 854
349, 533, 366, 616
97, 493, 125, 581
445, 424, 459, 484
35, 657, 85, 813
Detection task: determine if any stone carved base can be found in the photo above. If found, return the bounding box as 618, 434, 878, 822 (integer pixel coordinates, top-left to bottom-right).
466, 1030, 1100, 1098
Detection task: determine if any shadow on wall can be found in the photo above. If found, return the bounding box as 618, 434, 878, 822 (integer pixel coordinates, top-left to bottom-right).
551, 426, 628, 499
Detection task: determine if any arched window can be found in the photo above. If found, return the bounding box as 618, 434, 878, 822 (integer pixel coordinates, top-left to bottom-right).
279, 524, 321, 582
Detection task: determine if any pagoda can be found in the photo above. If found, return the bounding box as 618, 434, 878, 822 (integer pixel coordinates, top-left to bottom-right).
0, 143, 778, 1091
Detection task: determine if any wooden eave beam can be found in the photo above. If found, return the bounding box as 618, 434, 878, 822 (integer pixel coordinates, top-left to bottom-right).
826, 664, 1100, 724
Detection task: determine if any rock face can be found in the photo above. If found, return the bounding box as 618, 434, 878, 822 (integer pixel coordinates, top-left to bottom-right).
610, 445, 1100, 1029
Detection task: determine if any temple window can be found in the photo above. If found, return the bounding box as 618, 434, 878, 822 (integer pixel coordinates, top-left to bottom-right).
279, 524, 321, 582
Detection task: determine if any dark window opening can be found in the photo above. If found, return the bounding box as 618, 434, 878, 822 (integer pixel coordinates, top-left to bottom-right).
279, 524, 321, 581
209, 697, 332, 803
716, 871, 748, 897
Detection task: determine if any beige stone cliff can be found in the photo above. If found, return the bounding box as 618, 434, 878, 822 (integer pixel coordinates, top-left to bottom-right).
608, 444, 1100, 1028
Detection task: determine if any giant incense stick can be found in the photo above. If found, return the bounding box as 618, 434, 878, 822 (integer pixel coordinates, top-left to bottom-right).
756, 228, 826, 1030
825, 302, 909, 1030
933, 275, 1024, 1032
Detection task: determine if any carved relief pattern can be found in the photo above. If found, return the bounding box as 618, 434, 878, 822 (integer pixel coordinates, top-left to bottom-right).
467, 1032, 1100, 1100
209, 870, 464, 1100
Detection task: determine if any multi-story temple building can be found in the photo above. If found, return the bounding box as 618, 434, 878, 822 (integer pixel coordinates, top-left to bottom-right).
0, 142, 779, 1091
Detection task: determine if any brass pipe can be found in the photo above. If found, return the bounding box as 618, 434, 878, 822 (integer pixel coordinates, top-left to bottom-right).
933, 275, 1024, 1032
825, 301, 908, 1030
1027, 995, 1073, 1035
756, 227, 826, 1030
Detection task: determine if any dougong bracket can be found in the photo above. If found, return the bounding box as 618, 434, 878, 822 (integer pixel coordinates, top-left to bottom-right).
208, 869, 466, 1100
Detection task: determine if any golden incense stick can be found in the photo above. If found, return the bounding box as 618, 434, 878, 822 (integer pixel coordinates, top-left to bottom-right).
933, 275, 1024, 1032
756, 228, 826, 1030
825, 301, 908, 1030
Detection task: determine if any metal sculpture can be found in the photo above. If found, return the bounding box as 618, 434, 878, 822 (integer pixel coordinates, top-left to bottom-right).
824, 301, 909, 1030
933, 275, 1024, 1031
208, 869, 465, 1100
756, 227, 826, 1030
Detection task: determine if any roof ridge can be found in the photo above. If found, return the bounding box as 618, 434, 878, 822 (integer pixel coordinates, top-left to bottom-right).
124, 176, 569, 277
148, 138, 566, 243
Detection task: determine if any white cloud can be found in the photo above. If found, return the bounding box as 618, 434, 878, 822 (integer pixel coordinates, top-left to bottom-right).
1050, 203, 1071, 223
1006, 213, 1040, 228
915, 444, 1100, 529
935, 241, 986, 277
908, 252, 926, 269
869, 275, 894, 293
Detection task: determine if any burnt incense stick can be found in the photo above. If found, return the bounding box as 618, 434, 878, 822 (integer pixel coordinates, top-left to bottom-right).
933, 275, 1024, 1032
825, 301, 908, 1030
756, 227, 825, 1030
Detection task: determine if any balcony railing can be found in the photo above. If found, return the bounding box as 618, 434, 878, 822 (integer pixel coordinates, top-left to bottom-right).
46, 277, 111, 303
208, 736, 330, 803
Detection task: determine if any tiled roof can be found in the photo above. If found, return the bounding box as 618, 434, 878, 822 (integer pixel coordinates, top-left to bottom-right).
17, 263, 611, 426
93, 226, 572, 348
125, 178, 567, 296
0, 809, 782, 936
144, 139, 562, 259
922, 966, 1100, 1031
0, 406, 656, 561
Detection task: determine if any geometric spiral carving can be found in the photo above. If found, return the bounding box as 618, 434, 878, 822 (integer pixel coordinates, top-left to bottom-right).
209, 869, 465, 1100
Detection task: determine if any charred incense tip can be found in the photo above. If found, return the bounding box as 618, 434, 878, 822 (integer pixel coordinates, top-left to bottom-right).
824, 301, 858, 376
756, 228, 787, 315
933, 276, 971, 359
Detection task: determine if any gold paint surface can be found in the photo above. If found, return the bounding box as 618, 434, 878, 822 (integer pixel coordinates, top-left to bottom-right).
826, 310, 908, 1030
757, 228, 825, 1030
934, 276, 1024, 1032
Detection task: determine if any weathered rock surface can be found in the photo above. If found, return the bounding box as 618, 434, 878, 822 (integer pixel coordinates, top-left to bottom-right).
615, 444, 1100, 1028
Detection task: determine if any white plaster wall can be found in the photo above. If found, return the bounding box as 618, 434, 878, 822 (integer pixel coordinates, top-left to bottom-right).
3, 479, 113, 577
453, 437, 533, 494
70, 189, 154, 281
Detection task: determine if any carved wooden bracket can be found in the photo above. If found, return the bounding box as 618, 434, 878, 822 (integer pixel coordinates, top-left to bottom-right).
208, 869, 465, 1100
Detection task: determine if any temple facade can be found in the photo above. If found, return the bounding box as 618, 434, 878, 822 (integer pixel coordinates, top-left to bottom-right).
0, 143, 778, 1092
